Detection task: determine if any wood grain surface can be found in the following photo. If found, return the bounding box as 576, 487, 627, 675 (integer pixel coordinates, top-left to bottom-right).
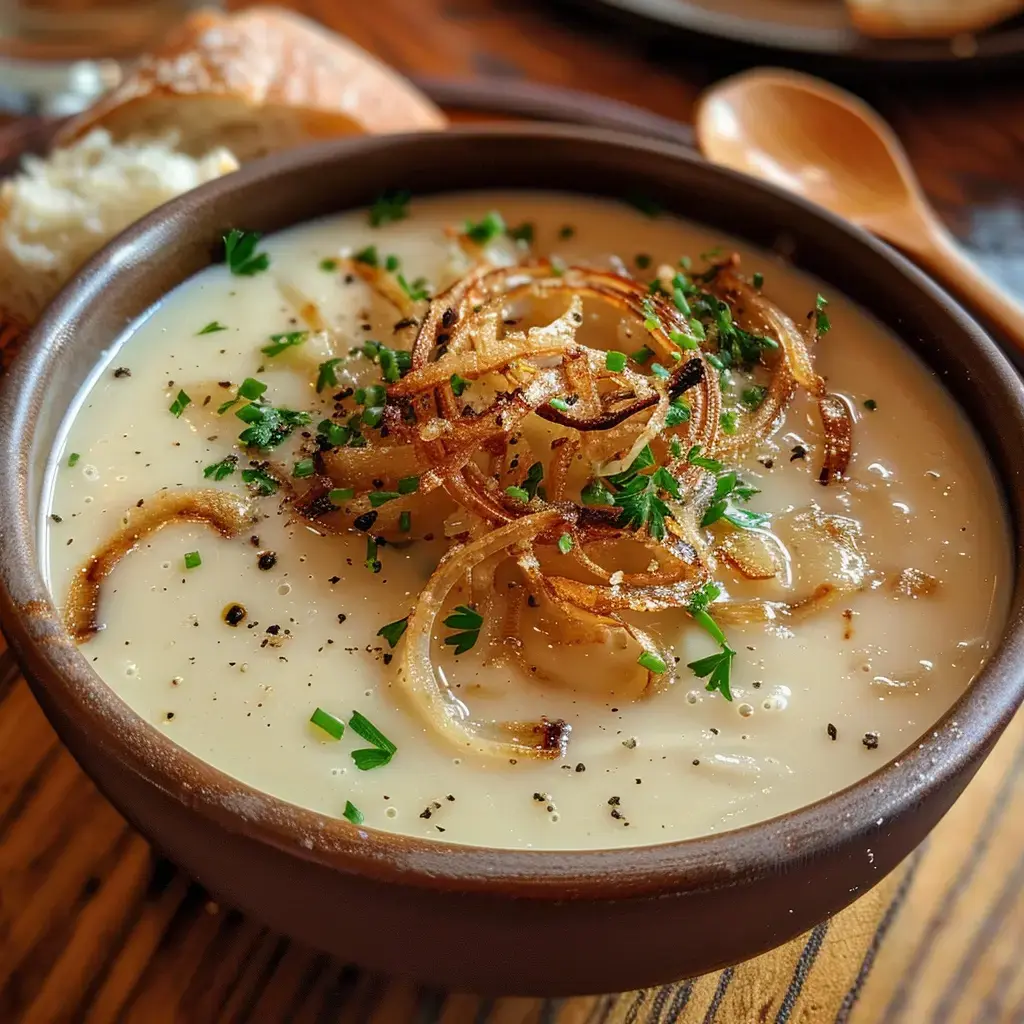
1, 1, 1023, 1021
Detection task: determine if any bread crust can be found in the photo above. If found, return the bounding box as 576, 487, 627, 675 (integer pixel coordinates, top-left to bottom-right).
55, 6, 445, 152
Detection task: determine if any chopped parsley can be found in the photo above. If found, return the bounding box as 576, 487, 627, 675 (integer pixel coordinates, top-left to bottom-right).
642, 297, 660, 333
236, 402, 311, 449
449, 373, 470, 397
720, 410, 739, 434
397, 274, 430, 302
319, 258, 338, 272
464, 210, 505, 244
665, 398, 691, 427
343, 800, 364, 825
310, 707, 344, 740
361, 406, 384, 428
635, 253, 652, 269
397, 475, 420, 494
261, 331, 308, 357
369, 189, 411, 227
687, 445, 724, 473
505, 485, 530, 503
687, 582, 726, 646
292, 458, 315, 478
316, 358, 344, 393
523, 462, 544, 499
319, 420, 351, 448
67, 452, 80, 468
557, 533, 573, 554
606, 445, 674, 541
443, 604, 483, 655
203, 456, 237, 481
377, 616, 409, 648
669, 329, 698, 351
815, 293, 831, 335
328, 487, 355, 504
197, 321, 227, 335
349, 711, 397, 769
183, 551, 201, 570
217, 376, 267, 415
169, 390, 191, 418
353, 245, 379, 267
507, 222, 534, 244
241, 467, 279, 496
688, 318, 706, 341
224, 229, 270, 276
700, 472, 770, 530
581, 479, 615, 506
742, 385, 767, 410
605, 350, 627, 373
378, 344, 411, 383
687, 645, 735, 701
637, 650, 667, 674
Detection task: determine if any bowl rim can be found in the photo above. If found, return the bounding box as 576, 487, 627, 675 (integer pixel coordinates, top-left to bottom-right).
2, 123, 1023, 901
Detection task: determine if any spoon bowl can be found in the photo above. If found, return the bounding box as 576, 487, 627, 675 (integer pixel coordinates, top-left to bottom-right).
696, 68, 1024, 350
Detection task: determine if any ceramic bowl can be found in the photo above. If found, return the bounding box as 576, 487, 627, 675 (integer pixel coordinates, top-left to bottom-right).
1, 126, 1022, 996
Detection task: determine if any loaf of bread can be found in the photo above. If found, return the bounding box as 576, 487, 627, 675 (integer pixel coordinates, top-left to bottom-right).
846, 0, 1024, 38
55, 6, 445, 159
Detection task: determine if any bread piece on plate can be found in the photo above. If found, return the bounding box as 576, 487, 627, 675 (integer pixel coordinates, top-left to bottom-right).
0, 130, 238, 325
55, 6, 445, 159
847, 0, 1024, 38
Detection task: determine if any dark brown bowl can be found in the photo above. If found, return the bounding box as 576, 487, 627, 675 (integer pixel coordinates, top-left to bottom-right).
1, 126, 1022, 997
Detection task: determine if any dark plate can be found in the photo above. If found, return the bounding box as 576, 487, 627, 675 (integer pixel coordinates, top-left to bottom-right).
555, 0, 1024, 73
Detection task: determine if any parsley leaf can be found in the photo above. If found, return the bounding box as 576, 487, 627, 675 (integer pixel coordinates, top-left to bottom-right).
241, 467, 278, 496
316, 358, 344, 393
464, 210, 506, 243
169, 390, 191, 418
377, 616, 409, 648
443, 604, 483, 655
197, 321, 227, 335
236, 403, 311, 450
349, 711, 397, 771
815, 293, 831, 335
687, 645, 735, 701
369, 190, 411, 227
397, 274, 430, 302
224, 229, 270, 276
261, 331, 309, 357
203, 456, 237, 481
343, 800, 364, 825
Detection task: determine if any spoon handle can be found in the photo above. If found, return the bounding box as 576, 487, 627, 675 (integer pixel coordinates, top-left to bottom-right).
912, 222, 1024, 355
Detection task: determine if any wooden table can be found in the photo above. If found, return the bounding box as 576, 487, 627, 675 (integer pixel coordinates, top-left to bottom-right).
1, 2, 1023, 1021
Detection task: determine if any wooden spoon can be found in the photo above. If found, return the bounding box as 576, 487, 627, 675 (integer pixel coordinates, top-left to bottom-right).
695, 67, 1024, 347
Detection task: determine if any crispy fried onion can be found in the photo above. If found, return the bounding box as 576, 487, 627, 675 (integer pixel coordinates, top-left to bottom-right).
298, 257, 862, 759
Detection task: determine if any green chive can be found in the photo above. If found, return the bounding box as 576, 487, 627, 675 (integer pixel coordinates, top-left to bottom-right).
310, 707, 345, 740
197, 321, 227, 335
637, 650, 667, 674
549, 397, 571, 412
399, 510, 412, 532
688, 318, 706, 340
669, 330, 698, 351
752, 272, 764, 289
329, 487, 355, 504
238, 377, 266, 401
183, 551, 201, 570
397, 476, 419, 494
605, 350, 627, 372
169, 390, 191, 417
369, 490, 399, 507
384, 254, 400, 272
673, 287, 691, 316
292, 458, 315, 478
557, 533, 573, 554
67, 452, 80, 468
631, 346, 653, 364
361, 406, 384, 428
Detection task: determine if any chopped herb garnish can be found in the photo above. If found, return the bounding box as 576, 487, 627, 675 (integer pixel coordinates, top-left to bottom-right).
343, 800, 364, 825
687, 582, 726, 645
557, 533, 573, 554
361, 406, 385, 428
353, 245, 378, 267
365, 535, 381, 573
720, 410, 739, 434
292, 458, 315, 479
635, 253, 652, 269
224, 229, 270, 276
608, 446, 672, 541
688, 318, 706, 341
815, 293, 831, 335
549, 397, 571, 412
651, 363, 670, 380
505, 485, 530, 503
606, 350, 627, 372
203, 456, 237, 481
523, 461, 544, 499
310, 707, 344, 740
397, 274, 430, 302
369, 189, 411, 227
316, 358, 344, 393
399, 510, 412, 532
183, 551, 201, 570
443, 604, 483, 655
631, 346, 653, 364
319, 420, 350, 448
864, 398, 877, 411
508, 222, 535, 244
721, 505, 771, 530
669, 329, 698, 351
198, 321, 227, 335
666, 398, 691, 427
558, 224, 575, 239
377, 616, 409, 648
239, 377, 266, 401
241, 468, 279, 496
67, 452, 80, 468
449, 373, 470, 397
328, 487, 355, 504
319, 258, 338, 272
687, 445, 724, 473
369, 490, 400, 507
397, 475, 420, 494
169, 390, 191, 418
349, 710, 397, 755
642, 297, 660, 333
464, 210, 506, 244
742, 385, 767, 410
628, 193, 662, 218
236, 403, 311, 449
673, 287, 691, 316
581, 479, 616, 506
379, 345, 411, 383
752, 272, 764, 289
687, 645, 735, 701
261, 331, 308, 357
637, 650, 667, 674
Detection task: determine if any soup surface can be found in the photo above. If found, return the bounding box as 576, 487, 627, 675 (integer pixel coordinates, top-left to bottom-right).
43, 192, 1010, 850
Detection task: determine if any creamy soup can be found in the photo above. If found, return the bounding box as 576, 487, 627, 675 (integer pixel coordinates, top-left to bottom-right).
43, 192, 1010, 850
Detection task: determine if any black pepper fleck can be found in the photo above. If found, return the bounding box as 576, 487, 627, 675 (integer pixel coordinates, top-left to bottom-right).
790, 445, 808, 462
862, 731, 880, 750
113, 367, 132, 378
827, 723, 838, 741
257, 551, 277, 570
223, 604, 247, 626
